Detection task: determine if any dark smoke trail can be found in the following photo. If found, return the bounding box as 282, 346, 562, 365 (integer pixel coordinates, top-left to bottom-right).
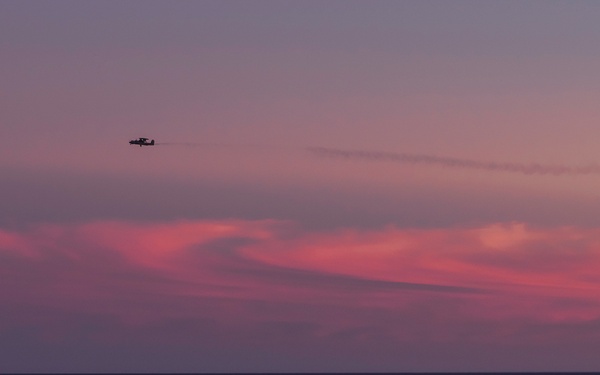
307, 146, 600, 176
155, 142, 276, 150
155, 142, 224, 147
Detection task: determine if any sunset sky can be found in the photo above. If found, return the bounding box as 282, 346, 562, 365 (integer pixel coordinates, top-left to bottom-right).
4, 1, 600, 372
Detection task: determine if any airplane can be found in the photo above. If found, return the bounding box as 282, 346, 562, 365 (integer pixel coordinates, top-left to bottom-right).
129, 137, 155, 147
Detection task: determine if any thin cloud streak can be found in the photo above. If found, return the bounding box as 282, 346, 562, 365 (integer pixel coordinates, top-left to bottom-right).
308, 146, 600, 176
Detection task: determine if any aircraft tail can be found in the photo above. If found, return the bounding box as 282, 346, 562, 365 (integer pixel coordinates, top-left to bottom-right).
150, 140, 155, 145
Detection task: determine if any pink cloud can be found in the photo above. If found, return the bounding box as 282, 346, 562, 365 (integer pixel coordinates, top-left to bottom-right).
3, 219, 600, 370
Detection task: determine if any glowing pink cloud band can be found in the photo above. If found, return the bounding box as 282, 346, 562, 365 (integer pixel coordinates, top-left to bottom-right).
3, 219, 600, 347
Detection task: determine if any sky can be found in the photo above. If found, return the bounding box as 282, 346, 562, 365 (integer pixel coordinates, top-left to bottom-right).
4, 0, 600, 372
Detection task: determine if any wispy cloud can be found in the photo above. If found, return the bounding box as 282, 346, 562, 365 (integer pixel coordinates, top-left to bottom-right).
3, 220, 600, 323
3, 219, 600, 371
308, 146, 600, 176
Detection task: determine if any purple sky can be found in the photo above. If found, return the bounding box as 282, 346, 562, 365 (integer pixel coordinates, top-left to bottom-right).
4, 1, 600, 372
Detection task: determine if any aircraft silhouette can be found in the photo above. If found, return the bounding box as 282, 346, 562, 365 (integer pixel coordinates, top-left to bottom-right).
129, 137, 155, 147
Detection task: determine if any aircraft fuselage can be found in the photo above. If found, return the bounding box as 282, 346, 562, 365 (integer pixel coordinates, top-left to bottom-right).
129, 138, 155, 147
